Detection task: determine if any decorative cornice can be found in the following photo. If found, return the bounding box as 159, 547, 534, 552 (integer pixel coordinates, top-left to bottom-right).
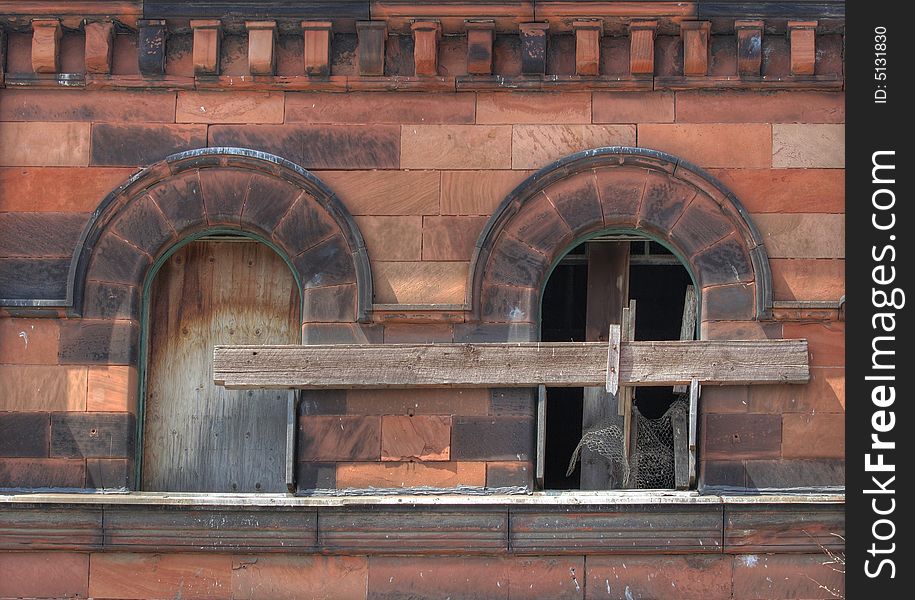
0, 5, 845, 92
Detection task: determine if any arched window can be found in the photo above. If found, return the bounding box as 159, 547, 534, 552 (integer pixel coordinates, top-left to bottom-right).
67, 148, 372, 491
468, 147, 773, 491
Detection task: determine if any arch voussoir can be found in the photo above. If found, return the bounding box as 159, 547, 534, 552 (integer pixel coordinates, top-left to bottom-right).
198, 167, 252, 227
541, 172, 604, 237
70, 148, 373, 323
593, 165, 645, 227
469, 147, 772, 326
702, 283, 757, 322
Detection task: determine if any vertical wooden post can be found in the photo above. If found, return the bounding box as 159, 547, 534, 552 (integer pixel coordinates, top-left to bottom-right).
681, 21, 710, 76
673, 285, 697, 394
85, 21, 115, 74
620, 299, 636, 459
735, 20, 763, 77
573, 20, 602, 76
688, 378, 699, 488
465, 20, 494, 75
412, 20, 441, 76
581, 242, 629, 490
788, 20, 817, 75
302, 21, 332, 76
629, 20, 657, 75
356, 20, 387, 76
535, 384, 547, 489
520, 22, 549, 75
286, 390, 297, 493
672, 400, 689, 490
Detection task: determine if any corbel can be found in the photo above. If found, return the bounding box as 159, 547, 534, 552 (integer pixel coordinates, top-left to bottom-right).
84, 21, 115, 74
735, 20, 763, 77
465, 20, 494, 75
138, 19, 167, 77
681, 21, 710, 77
573, 20, 602, 76
412, 20, 441, 77
246, 20, 276, 76
520, 22, 549, 75
31, 19, 62, 74
302, 21, 332, 76
629, 20, 657, 75
356, 20, 387, 76
788, 20, 817, 75
191, 19, 221, 76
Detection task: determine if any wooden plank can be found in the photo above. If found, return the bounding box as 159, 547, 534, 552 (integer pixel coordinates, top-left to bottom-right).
144, 241, 298, 493
604, 325, 621, 395
286, 391, 296, 493
535, 384, 546, 489
688, 378, 699, 488
585, 242, 628, 343
673, 286, 697, 394
214, 339, 810, 389
672, 405, 689, 490
620, 300, 635, 460
582, 242, 628, 491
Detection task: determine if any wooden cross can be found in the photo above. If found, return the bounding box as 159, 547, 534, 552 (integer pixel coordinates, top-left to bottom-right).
214, 336, 807, 491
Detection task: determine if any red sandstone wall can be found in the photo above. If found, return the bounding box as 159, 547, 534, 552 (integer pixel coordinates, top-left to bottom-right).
0, 551, 845, 599
0, 85, 846, 491
0, 9, 846, 600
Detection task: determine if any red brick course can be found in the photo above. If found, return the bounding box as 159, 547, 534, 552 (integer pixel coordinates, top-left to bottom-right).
336, 461, 486, 488
676, 91, 844, 123
782, 412, 845, 458
0, 318, 60, 365
286, 92, 475, 124
381, 415, 451, 461
638, 123, 772, 168
89, 553, 234, 600
586, 555, 732, 600
783, 321, 844, 367
0, 552, 90, 599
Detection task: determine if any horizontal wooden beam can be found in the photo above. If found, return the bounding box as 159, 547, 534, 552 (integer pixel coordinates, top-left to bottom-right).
214, 340, 809, 390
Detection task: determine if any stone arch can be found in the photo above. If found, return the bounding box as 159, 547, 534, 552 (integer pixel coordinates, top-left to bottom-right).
68, 147, 372, 323
468, 147, 772, 328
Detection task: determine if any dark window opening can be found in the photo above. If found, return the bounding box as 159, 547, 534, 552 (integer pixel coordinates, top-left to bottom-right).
540, 236, 694, 490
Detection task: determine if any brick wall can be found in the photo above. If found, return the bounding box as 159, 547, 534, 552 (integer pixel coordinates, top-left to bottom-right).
0, 7, 846, 599
1, 13, 844, 494
0, 550, 844, 599
0, 85, 845, 491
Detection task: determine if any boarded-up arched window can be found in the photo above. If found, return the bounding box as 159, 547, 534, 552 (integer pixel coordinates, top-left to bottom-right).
142, 237, 300, 492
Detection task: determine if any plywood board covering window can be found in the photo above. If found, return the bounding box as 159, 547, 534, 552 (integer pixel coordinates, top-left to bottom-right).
143, 239, 300, 492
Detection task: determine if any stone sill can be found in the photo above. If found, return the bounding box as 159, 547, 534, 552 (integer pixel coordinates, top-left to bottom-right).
1, 490, 845, 507
1, 491, 845, 555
